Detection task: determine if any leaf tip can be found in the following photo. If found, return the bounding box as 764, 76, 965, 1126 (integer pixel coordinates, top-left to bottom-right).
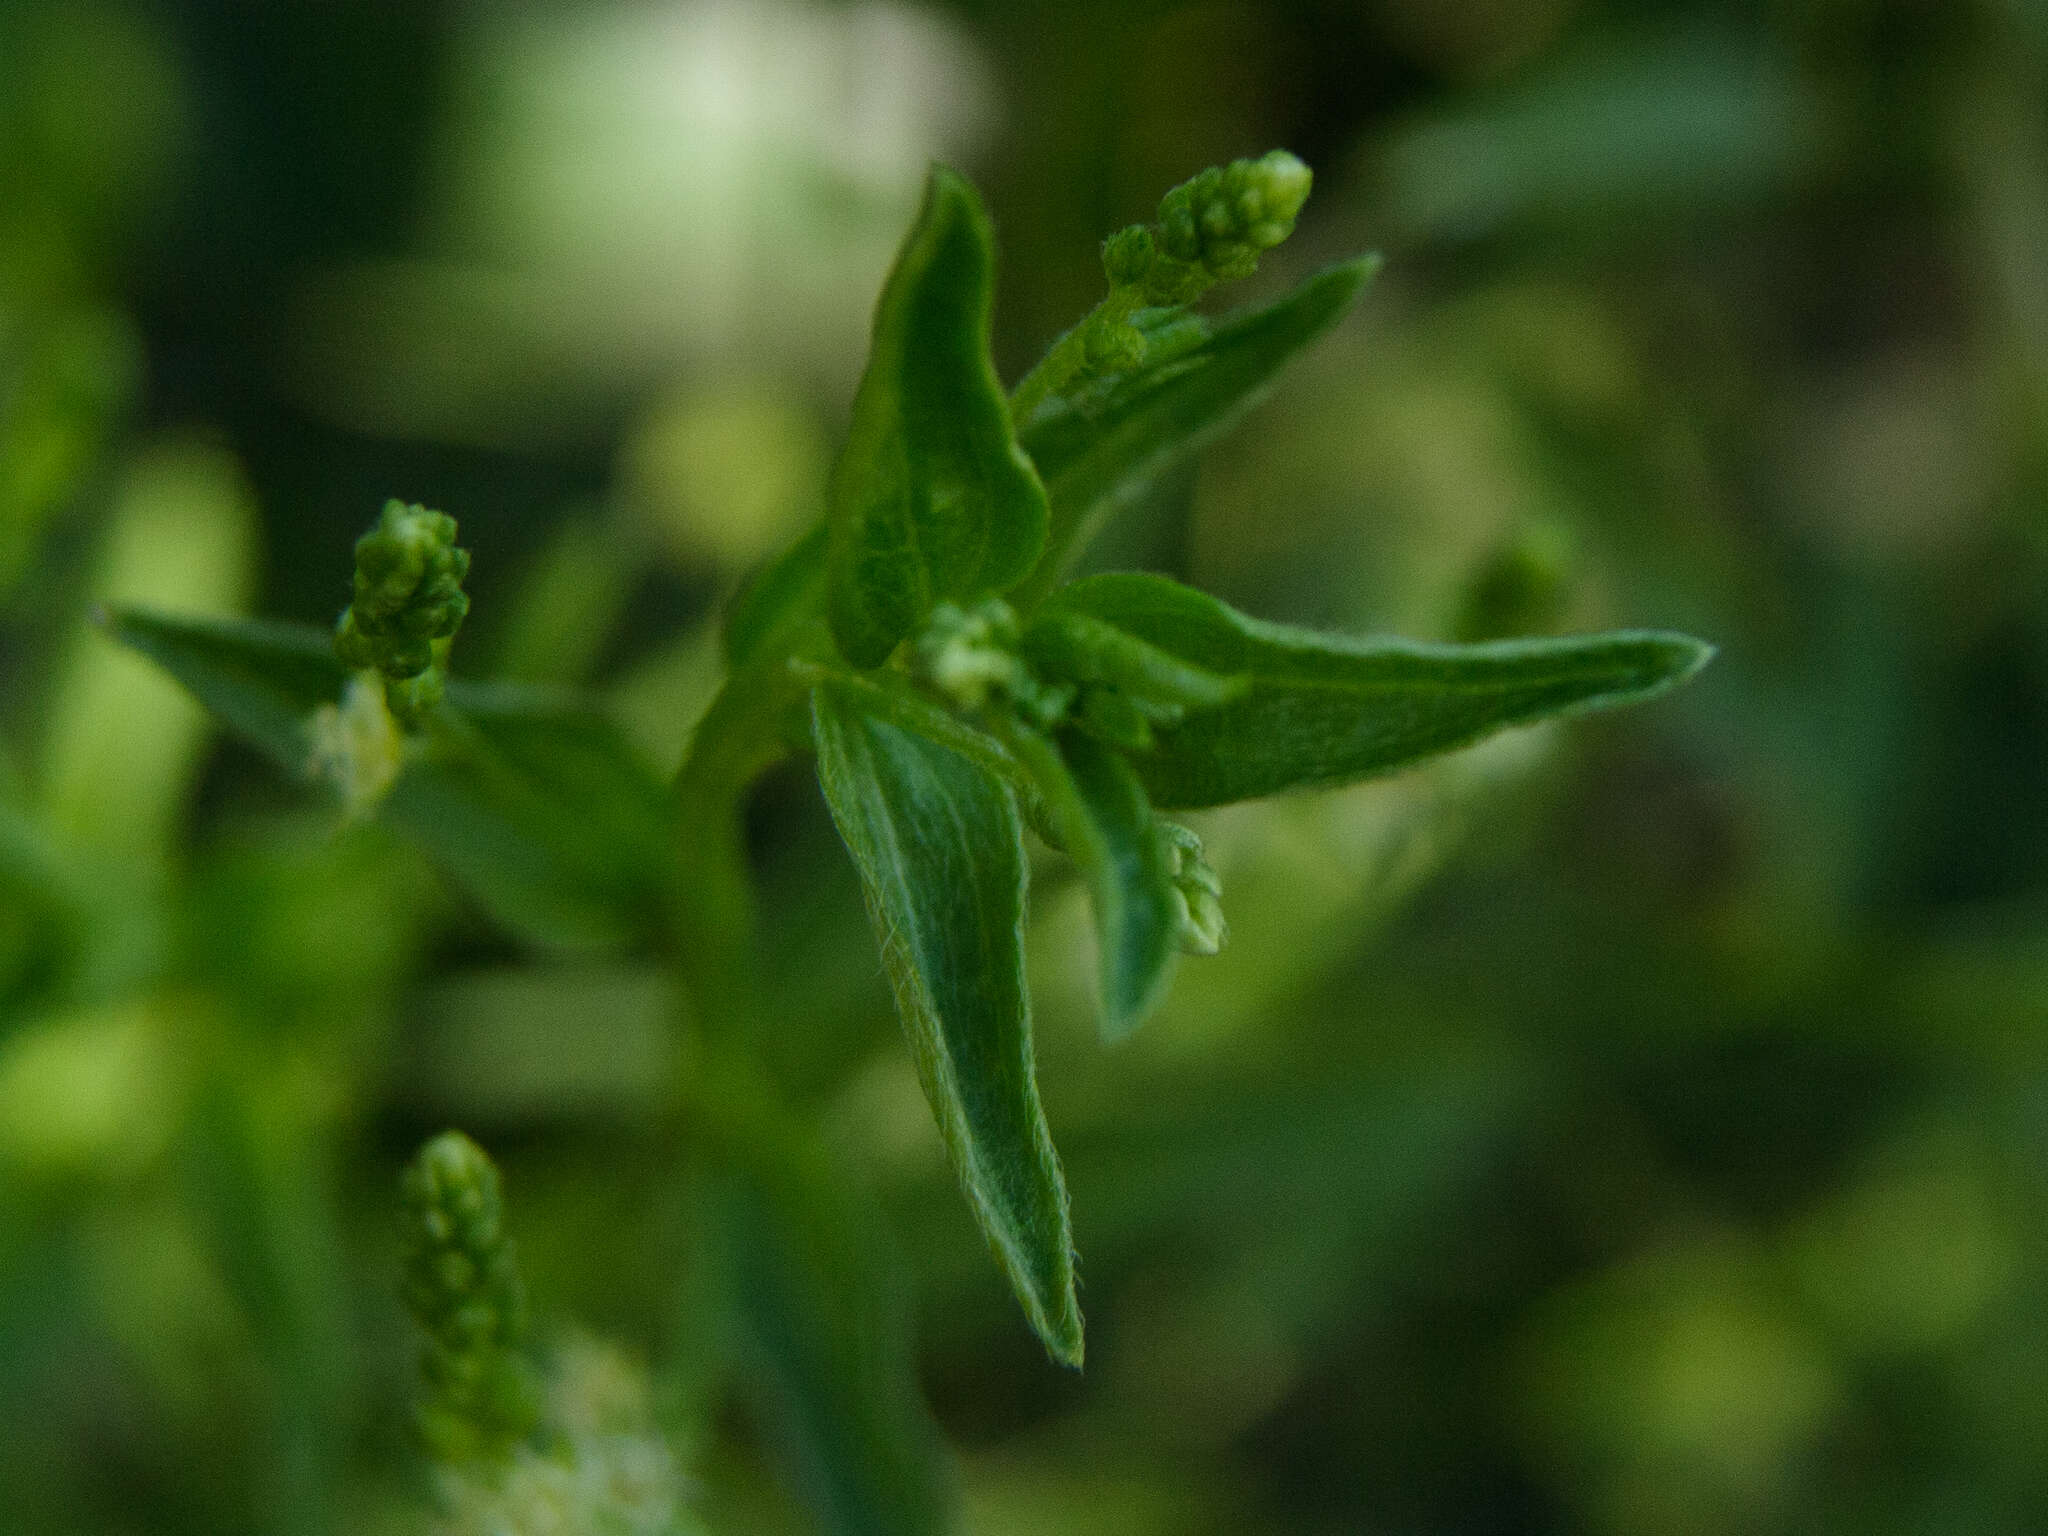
1097, 972, 1170, 1047
1320, 252, 1386, 305
918, 162, 987, 236
1040, 1294, 1086, 1371
1645, 631, 1717, 692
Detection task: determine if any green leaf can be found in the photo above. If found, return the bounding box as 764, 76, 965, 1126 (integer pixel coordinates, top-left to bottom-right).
810, 678, 1081, 1366
828, 168, 1050, 667
697, 1070, 955, 1536
1020, 607, 1243, 721
99, 608, 347, 775
809, 668, 1027, 793
1015, 257, 1379, 606
102, 609, 674, 950
1042, 573, 1714, 808
726, 520, 829, 670
385, 683, 676, 950
1013, 729, 1179, 1042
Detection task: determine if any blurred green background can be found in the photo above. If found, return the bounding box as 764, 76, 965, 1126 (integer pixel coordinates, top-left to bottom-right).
5, 0, 2048, 1531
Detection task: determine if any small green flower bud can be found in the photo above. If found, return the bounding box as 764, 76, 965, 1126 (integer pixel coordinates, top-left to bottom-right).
1156, 181, 1204, 264
338, 501, 470, 659
1102, 225, 1155, 287
1162, 823, 1226, 955
387, 667, 447, 726
400, 1130, 540, 1464
1154, 151, 1313, 284
1199, 193, 1238, 243
335, 499, 471, 728
914, 599, 1019, 710
1083, 318, 1146, 372
1248, 149, 1313, 226
911, 600, 1073, 727
1009, 150, 1315, 422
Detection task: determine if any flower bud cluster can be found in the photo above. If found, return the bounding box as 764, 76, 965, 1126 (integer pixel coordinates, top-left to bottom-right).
906, 604, 1233, 957
912, 599, 1073, 728
400, 1131, 540, 1463
335, 499, 470, 688
1012, 151, 1314, 424
1106, 150, 1314, 307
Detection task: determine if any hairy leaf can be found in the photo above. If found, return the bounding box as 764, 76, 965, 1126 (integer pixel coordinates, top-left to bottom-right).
1020, 607, 1243, 721
1016, 257, 1379, 604
1042, 573, 1714, 808
811, 679, 1081, 1365
1014, 729, 1179, 1042
828, 169, 1050, 666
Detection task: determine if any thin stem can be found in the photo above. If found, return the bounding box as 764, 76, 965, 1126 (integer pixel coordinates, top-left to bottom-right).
666, 658, 810, 1044
1008, 287, 1144, 425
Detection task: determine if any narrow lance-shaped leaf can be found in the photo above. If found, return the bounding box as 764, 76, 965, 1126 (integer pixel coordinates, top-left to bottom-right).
387, 682, 677, 951
100, 608, 347, 774
103, 608, 675, 950
1012, 728, 1180, 1042
1015, 257, 1380, 606
810, 678, 1082, 1366
829, 169, 1049, 666
1042, 573, 1714, 808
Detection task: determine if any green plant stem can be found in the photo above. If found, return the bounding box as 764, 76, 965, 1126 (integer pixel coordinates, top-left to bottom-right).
668, 659, 811, 1042
1008, 288, 1143, 425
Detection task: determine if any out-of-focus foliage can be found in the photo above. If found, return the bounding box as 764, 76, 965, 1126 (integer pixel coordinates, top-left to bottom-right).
3, 1, 2046, 1534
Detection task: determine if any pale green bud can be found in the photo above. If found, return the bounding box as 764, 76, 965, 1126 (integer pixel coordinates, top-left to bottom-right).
1083, 318, 1146, 372
1151, 151, 1313, 287
911, 599, 1073, 728
1102, 225, 1155, 287
1162, 822, 1226, 955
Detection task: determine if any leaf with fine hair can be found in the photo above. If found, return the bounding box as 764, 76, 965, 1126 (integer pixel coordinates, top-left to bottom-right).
810, 678, 1082, 1366
1012, 728, 1180, 1042
1040, 573, 1714, 808
828, 169, 1049, 667
1015, 257, 1379, 605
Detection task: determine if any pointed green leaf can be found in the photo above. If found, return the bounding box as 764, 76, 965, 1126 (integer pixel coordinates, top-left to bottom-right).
1015, 257, 1379, 605
386, 683, 677, 950
99, 608, 347, 775
726, 521, 829, 669
1042, 573, 1714, 808
1013, 729, 1179, 1042
810, 678, 1081, 1366
102, 609, 673, 949
1020, 607, 1243, 721
828, 169, 1050, 666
